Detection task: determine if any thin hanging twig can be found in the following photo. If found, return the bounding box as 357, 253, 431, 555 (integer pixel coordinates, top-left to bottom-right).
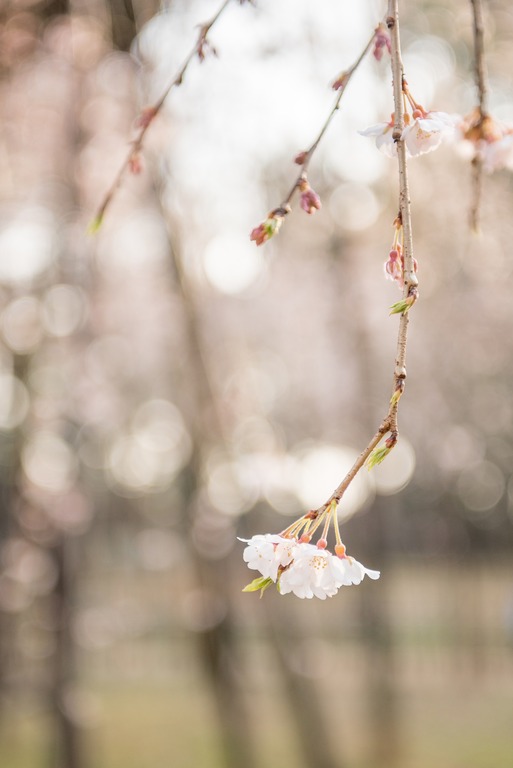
469, 0, 489, 232
90, 0, 241, 231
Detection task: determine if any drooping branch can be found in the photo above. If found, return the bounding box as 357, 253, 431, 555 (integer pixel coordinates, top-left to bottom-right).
250, 23, 385, 244
90, 0, 243, 231
469, 0, 489, 231
280, 26, 379, 202
471, 0, 488, 117
301, 0, 417, 524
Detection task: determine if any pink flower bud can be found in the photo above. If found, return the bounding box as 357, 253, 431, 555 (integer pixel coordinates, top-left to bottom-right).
300, 187, 321, 215
332, 72, 348, 91
373, 24, 391, 61
384, 246, 404, 287
294, 150, 308, 165
129, 153, 143, 175
135, 107, 158, 130
250, 223, 268, 246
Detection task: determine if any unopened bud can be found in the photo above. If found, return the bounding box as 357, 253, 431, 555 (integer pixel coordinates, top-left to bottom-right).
135, 106, 158, 130
332, 72, 348, 91
335, 543, 346, 559
300, 186, 322, 215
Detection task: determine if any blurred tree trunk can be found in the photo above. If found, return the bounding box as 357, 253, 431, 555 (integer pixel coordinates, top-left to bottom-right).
50, 537, 84, 768
337, 240, 401, 768
264, 595, 346, 768
164, 216, 257, 768
358, 496, 400, 768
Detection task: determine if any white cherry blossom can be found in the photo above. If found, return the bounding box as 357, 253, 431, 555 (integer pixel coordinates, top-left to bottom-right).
401, 111, 457, 157
336, 556, 381, 585
278, 543, 342, 599
278, 543, 380, 599
360, 111, 458, 158
358, 121, 396, 158
240, 534, 297, 581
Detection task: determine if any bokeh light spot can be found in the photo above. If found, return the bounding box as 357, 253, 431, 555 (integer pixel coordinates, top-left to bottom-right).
203, 234, 264, 294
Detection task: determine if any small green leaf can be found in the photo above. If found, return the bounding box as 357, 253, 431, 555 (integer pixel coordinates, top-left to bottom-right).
367, 446, 391, 469
389, 298, 411, 316
87, 215, 103, 235
242, 575, 273, 597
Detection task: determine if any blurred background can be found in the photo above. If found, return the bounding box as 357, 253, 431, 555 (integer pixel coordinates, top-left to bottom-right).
1, 0, 513, 767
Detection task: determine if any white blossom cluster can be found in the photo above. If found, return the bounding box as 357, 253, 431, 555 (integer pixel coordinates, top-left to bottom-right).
240, 534, 379, 600
360, 110, 513, 171
359, 110, 459, 158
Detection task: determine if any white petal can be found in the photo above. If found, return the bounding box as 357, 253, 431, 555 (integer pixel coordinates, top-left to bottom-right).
376, 132, 397, 158
358, 122, 390, 137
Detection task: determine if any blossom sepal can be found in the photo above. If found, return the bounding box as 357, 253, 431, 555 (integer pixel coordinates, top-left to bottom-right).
242, 575, 274, 597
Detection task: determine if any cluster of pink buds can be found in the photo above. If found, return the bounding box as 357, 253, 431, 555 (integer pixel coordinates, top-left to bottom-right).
241, 500, 379, 599
249, 177, 321, 245
373, 22, 392, 61
384, 216, 417, 288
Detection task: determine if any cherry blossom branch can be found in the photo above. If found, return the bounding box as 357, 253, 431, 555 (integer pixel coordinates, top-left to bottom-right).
250, 22, 387, 245
471, 0, 488, 117
243, 5, 421, 597
292, 0, 417, 527
469, 0, 489, 232
90, 0, 244, 231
